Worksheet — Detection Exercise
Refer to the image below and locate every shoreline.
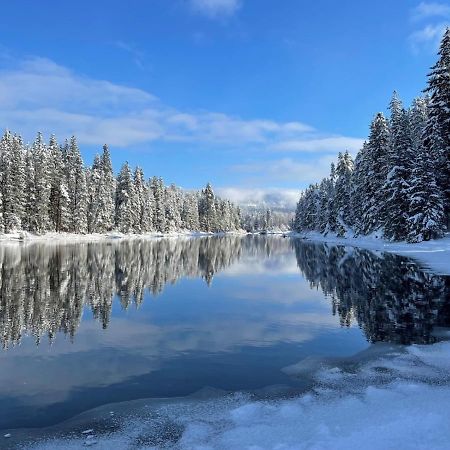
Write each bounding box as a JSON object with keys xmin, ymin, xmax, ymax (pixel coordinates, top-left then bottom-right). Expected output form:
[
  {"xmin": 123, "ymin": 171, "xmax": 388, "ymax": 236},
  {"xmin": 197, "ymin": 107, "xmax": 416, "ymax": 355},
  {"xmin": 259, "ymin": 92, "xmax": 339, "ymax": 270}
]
[
  {"xmin": 0, "ymin": 230, "xmax": 248, "ymax": 244},
  {"xmin": 1, "ymin": 229, "xmax": 449, "ymax": 275},
  {"xmin": 288, "ymin": 231, "xmax": 450, "ymax": 275}
]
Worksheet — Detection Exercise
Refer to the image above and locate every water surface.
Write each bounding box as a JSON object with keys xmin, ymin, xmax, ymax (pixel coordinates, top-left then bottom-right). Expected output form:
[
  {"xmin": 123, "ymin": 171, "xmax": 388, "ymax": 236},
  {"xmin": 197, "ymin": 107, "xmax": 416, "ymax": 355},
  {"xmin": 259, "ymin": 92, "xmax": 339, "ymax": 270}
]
[{"xmin": 0, "ymin": 235, "xmax": 448, "ymax": 431}]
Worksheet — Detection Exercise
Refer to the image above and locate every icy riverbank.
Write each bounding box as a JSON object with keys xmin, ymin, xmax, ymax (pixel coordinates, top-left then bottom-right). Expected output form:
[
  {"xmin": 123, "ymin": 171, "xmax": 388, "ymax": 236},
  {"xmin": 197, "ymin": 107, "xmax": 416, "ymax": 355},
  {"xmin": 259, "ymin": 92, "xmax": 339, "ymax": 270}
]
[
  {"xmin": 0, "ymin": 230, "xmax": 247, "ymax": 244},
  {"xmin": 291, "ymin": 231, "xmax": 450, "ymax": 275},
  {"xmin": 10, "ymin": 335, "xmax": 450, "ymax": 450}
]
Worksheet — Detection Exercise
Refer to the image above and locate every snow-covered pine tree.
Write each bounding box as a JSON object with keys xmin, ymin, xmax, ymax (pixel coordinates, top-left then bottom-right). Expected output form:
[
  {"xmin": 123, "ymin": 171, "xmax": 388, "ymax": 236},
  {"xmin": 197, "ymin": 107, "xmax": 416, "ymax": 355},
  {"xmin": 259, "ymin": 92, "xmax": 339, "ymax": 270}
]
[
  {"xmin": 199, "ymin": 183, "xmax": 217, "ymax": 232},
  {"xmin": 86, "ymin": 154, "xmax": 102, "ymax": 233},
  {"xmin": 294, "ymin": 197, "xmax": 304, "ymax": 231},
  {"xmin": 133, "ymin": 167, "xmax": 151, "ymax": 233},
  {"xmin": 383, "ymin": 92, "xmax": 412, "ymax": 241},
  {"xmin": 182, "ymin": 192, "xmax": 200, "ymax": 231},
  {"xmin": 407, "ymin": 97, "xmax": 446, "ymax": 241},
  {"xmin": 48, "ymin": 135, "xmax": 70, "ymax": 232},
  {"xmin": 407, "ymin": 142, "xmax": 446, "ymax": 242},
  {"xmin": 115, "ymin": 162, "xmax": 136, "ymax": 233},
  {"xmin": 22, "ymin": 147, "xmax": 37, "ymax": 232},
  {"xmin": 150, "ymin": 176, "xmax": 166, "ymax": 233},
  {"xmin": 324, "ymin": 163, "xmax": 337, "ymax": 234},
  {"xmin": 297, "ymin": 184, "xmax": 320, "ymax": 231},
  {"xmin": 351, "ymin": 144, "xmax": 369, "ymax": 236},
  {"xmin": 0, "ymin": 132, "xmax": 25, "ymax": 232},
  {"xmin": 97, "ymin": 145, "xmax": 116, "ymax": 232},
  {"xmin": 65, "ymin": 136, "xmax": 88, "ymax": 233},
  {"xmin": 232, "ymin": 205, "xmax": 241, "ymax": 230},
  {"xmin": 164, "ymin": 184, "xmax": 182, "ymax": 232},
  {"xmin": 31, "ymin": 132, "xmax": 51, "ymax": 233},
  {"xmin": 316, "ymin": 178, "xmax": 330, "ymax": 233},
  {"xmin": 143, "ymin": 180, "xmax": 155, "ymax": 233},
  {"xmin": 334, "ymin": 151, "xmax": 354, "ymax": 236},
  {"xmin": 423, "ymin": 27, "xmax": 450, "ymax": 230},
  {"xmin": 360, "ymin": 113, "xmax": 391, "ymax": 235}
]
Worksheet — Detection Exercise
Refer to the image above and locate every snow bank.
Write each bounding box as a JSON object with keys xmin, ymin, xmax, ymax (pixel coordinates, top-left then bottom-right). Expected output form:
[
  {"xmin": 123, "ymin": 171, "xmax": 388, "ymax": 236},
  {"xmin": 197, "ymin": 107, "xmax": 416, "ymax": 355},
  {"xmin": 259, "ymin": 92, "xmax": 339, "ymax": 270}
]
[
  {"xmin": 0, "ymin": 230, "xmax": 247, "ymax": 244},
  {"xmin": 19, "ymin": 338, "xmax": 450, "ymax": 450},
  {"xmin": 293, "ymin": 231, "xmax": 450, "ymax": 275}
]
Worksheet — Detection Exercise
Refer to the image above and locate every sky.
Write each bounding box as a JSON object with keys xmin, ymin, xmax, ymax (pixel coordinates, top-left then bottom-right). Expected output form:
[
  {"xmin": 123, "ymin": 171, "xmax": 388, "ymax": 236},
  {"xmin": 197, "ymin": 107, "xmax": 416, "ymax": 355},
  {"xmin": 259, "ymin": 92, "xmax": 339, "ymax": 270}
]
[{"xmin": 0, "ymin": 0, "xmax": 448, "ymax": 208}]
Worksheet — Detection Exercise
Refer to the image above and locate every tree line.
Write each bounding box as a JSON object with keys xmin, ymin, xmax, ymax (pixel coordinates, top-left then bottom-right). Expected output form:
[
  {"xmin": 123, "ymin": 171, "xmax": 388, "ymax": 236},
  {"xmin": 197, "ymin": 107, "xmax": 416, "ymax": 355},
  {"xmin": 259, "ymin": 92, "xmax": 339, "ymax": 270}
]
[
  {"xmin": 0, "ymin": 134, "xmax": 241, "ymax": 235},
  {"xmin": 294, "ymin": 28, "xmax": 450, "ymax": 242},
  {"xmin": 240, "ymin": 207, "xmax": 293, "ymax": 232}
]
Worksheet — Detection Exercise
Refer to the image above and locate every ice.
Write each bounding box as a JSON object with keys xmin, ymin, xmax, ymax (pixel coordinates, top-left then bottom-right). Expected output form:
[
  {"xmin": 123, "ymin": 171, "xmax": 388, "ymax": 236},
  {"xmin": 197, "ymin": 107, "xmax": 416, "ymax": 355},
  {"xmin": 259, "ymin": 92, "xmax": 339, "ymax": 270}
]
[{"xmin": 23, "ymin": 340, "xmax": 450, "ymax": 450}]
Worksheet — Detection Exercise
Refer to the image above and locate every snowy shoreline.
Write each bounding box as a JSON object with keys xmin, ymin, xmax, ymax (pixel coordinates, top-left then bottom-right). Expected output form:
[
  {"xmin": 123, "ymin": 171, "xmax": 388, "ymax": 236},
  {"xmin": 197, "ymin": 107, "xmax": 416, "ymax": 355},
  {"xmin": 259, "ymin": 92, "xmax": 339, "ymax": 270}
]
[
  {"xmin": 10, "ymin": 335, "xmax": 450, "ymax": 450},
  {"xmin": 2, "ymin": 229, "xmax": 449, "ymax": 275},
  {"xmin": 290, "ymin": 231, "xmax": 450, "ymax": 275},
  {"xmin": 0, "ymin": 230, "xmax": 248, "ymax": 243}
]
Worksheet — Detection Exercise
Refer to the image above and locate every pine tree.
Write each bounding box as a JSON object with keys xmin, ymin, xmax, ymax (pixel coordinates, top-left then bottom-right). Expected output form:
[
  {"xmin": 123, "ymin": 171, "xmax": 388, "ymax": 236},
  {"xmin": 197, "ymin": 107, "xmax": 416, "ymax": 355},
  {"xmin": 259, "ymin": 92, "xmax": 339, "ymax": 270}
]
[
  {"xmin": 65, "ymin": 136, "xmax": 88, "ymax": 233},
  {"xmin": 31, "ymin": 132, "xmax": 51, "ymax": 233},
  {"xmin": 182, "ymin": 193, "xmax": 200, "ymax": 231},
  {"xmin": 0, "ymin": 132, "xmax": 25, "ymax": 232},
  {"xmin": 351, "ymin": 145, "xmax": 369, "ymax": 235},
  {"xmin": 199, "ymin": 183, "xmax": 217, "ymax": 232},
  {"xmin": 383, "ymin": 93, "xmax": 412, "ymax": 241},
  {"xmin": 361, "ymin": 113, "xmax": 391, "ymax": 235},
  {"xmin": 407, "ymin": 97, "xmax": 446, "ymax": 241},
  {"xmin": 22, "ymin": 148, "xmax": 37, "ymax": 232},
  {"xmin": 334, "ymin": 151, "xmax": 354, "ymax": 236},
  {"xmin": 133, "ymin": 167, "xmax": 153, "ymax": 233},
  {"xmin": 97, "ymin": 145, "xmax": 116, "ymax": 232},
  {"xmin": 48, "ymin": 135, "xmax": 69, "ymax": 232},
  {"xmin": 324, "ymin": 163, "xmax": 337, "ymax": 234},
  {"xmin": 423, "ymin": 27, "xmax": 450, "ymax": 229},
  {"xmin": 150, "ymin": 176, "xmax": 166, "ymax": 232},
  {"xmin": 115, "ymin": 162, "xmax": 136, "ymax": 233},
  {"xmin": 164, "ymin": 184, "xmax": 182, "ymax": 232},
  {"xmin": 87, "ymin": 154, "xmax": 101, "ymax": 233},
  {"xmin": 407, "ymin": 145, "xmax": 446, "ymax": 242}
]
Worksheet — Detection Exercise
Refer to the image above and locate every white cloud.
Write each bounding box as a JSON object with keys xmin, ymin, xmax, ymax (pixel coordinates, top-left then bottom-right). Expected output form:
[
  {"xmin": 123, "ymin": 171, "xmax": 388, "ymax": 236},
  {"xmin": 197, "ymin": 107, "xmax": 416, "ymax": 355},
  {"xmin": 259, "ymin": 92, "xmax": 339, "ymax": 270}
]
[
  {"xmin": 216, "ymin": 187, "xmax": 302, "ymax": 209},
  {"xmin": 189, "ymin": 0, "xmax": 241, "ymax": 18},
  {"xmin": 409, "ymin": 3, "xmax": 449, "ymax": 53},
  {"xmin": 115, "ymin": 41, "xmax": 146, "ymax": 69},
  {"xmin": 411, "ymin": 2, "xmax": 450, "ymax": 21},
  {"xmin": 231, "ymin": 155, "xmax": 337, "ymax": 188},
  {"xmin": 409, "ymin": 23, "xmax": 448, "ymax": 52},
  {"xmin": 0, "ymin": 56, "xmax": 363, "ymax": 155},
  {"xmin": 271, "ymin": 136, "xmax": 364, "ymax": 154}
]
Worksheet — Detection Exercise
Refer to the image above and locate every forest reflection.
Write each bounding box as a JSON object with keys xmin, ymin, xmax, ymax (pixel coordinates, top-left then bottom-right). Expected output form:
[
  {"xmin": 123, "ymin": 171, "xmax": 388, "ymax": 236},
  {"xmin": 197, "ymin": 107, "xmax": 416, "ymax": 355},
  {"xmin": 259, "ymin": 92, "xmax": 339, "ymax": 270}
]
[
  {"xmin": 293, "ymin": 241, "xmax": 450, "ymax": 345},
  {"xmin": 0, "ymin": 236, "xmax": 449, "ymax": 349}
]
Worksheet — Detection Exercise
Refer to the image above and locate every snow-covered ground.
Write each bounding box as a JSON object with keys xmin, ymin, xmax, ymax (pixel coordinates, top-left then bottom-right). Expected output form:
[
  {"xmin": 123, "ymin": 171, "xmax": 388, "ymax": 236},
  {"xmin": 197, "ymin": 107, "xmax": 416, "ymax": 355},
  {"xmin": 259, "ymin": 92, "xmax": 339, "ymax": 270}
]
[
  {"xmin": 292, "ymin": 231, "xmax": 450, "ymax": 275},
  {"xmin": 13, "ymin": 334, "xmax": 450, "ymax": 450},
  {"xmin": 0, "ymin": 230, "xmax": 247, "ymax": 244}
]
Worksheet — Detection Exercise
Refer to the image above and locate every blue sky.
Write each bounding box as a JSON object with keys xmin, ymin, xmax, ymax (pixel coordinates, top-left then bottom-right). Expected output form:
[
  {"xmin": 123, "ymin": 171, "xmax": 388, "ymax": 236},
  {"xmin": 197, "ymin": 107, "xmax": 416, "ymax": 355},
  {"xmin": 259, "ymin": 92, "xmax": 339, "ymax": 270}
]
[{"xmin": 0, "ymin": 0, "xmax": 448, "ymax": 207}]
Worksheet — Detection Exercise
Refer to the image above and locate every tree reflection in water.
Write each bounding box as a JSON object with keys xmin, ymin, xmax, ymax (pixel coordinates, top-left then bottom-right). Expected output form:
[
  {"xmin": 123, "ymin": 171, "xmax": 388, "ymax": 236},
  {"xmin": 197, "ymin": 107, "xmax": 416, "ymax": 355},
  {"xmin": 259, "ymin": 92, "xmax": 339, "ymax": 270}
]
[{"xmin": 0, "ymin": 236, "xmax": 448, "ymax": 349}]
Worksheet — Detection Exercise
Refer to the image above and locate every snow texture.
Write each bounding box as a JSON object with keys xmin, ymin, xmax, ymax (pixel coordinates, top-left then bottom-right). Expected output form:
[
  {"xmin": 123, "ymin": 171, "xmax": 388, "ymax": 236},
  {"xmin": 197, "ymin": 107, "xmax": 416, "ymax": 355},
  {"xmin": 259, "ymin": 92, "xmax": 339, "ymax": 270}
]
[{"xmin": 19, "ymin": 337, "xmax": 450, "ymax": 450}]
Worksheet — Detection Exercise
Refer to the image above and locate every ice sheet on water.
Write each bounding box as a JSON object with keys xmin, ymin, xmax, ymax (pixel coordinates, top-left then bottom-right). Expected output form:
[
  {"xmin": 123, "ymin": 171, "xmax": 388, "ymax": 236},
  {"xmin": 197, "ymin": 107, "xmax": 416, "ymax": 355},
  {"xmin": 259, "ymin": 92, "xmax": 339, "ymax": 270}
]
[{"xmin": 21, "ymin": 340, "xmax": 450, "ymax": 450}]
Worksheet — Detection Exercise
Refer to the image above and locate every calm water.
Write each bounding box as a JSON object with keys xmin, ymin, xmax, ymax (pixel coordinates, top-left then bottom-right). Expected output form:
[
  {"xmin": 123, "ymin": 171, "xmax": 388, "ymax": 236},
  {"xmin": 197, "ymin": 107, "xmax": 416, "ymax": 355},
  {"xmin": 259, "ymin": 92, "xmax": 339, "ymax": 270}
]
[{"xmin": 0, "ymin": 235, "xmax": 449, "ymax": 431}]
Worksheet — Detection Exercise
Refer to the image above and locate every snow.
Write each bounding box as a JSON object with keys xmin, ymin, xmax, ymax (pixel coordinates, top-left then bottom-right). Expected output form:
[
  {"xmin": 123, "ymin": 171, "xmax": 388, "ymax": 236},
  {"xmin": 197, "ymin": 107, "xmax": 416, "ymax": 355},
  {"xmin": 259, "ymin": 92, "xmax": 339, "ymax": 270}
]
[
  {"xmin": 291, "ymin": 231, "xmax": 450, "ymax": 275},
  {"xmin": 18, "ymin": 336, "xmax": 450, "ymax": 450},
  {"xmin": 0, "ymin": 230, "xmax": 247, "ymax": 244}
]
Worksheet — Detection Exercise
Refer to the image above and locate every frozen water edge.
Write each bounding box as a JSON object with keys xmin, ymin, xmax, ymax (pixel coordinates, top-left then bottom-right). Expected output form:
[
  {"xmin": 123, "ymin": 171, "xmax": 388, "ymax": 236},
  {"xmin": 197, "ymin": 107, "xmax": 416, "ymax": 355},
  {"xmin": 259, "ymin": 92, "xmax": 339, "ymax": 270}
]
[
  {"xmin": 0, "ymin": 230, "xmax": 247, "ymax": 244},
  {"xmin": 291, "ymin": 231, "xmax": 450, "ymax": 275},
  {"xmin": 12, "ymin": 336, "xmax": 450, "ymax": 450}
]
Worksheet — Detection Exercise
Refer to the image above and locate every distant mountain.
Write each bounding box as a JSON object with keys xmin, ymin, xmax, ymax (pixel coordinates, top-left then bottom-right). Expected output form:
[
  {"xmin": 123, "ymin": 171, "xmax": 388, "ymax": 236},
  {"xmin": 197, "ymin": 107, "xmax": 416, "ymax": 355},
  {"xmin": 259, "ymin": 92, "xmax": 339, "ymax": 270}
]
[{"xmin": 216, "ymin": 188, "xmax": 299, "ymax": 212}]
